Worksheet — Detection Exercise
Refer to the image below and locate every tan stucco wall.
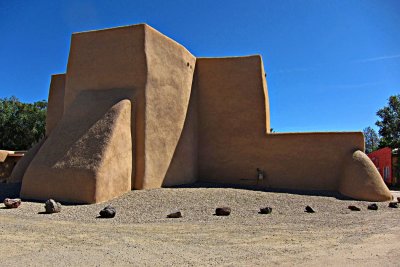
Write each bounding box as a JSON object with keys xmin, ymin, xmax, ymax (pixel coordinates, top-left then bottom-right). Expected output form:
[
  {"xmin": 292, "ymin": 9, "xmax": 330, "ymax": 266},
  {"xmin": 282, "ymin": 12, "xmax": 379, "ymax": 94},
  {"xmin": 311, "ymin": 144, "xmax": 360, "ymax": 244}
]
[
  {"xmin": 63, "ymin": 25, "xmax": 146, "ymax": 189},
  {"xmin": 0, "ymin": 152, "xmax": 24, "ymax": 182},
  {"xmin": 64, "ymin": 25, "xmax": 147, "ymax": 110},
  {"xmin": 18, "ymin": 24, "xmax": 196, "ymax": 202},
  {"xmin": 46, "ymin": 74, "xmax": 66, "ymax": 135},
  {"xmin": 140, "ymin": 26, "xmax": 196, "ymax": 189},
  {"xmin": 0, "ymin": 150, "xmax": 8, "ymax": 162},
  {"xmin": 20, "ymin": 97, "xmax": 132, "ymax": 203},
  {"xmin": 196, "ymin": 56, "xmax": 270, "ymax": 183},
  {"xmin": 7, "ymin": 138, "xmax": 46, "ymax": 183},
  {"xmin": 197, "ymin": 130, "xmax": 366, "ymax": 190},
  {"xmin": 339, "ymin": 150, "xmax": 392, "ymax": 201},
  {"xmin": 163, "ymin": 82, "xmax": 198, "ymax": 187},
  {"xmin": 195, "ymin": 56, "xmax": 391, "ymax": 200},
  {"xmin": 62, "ymin": 24, "xmax": 196, "ymax": 190}
]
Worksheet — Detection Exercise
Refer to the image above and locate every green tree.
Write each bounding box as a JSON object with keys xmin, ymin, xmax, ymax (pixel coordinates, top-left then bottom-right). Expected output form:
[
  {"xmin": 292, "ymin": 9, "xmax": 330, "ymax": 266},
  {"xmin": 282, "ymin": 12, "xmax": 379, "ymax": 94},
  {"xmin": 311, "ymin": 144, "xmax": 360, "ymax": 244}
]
[
  {"xmin": 376, "ymin": 94, "xmax": 400, "ymax": 181},
  {"xmin": 0, "ymin": 96, "xmax": 47, "ymax": 150},
  {"xmin": 363, "ymin": 127, "xmax": 380, "ymax": 153},
  {"xmin": 376, "ymin": 94, "xmax": 400, "ymax": 149}
]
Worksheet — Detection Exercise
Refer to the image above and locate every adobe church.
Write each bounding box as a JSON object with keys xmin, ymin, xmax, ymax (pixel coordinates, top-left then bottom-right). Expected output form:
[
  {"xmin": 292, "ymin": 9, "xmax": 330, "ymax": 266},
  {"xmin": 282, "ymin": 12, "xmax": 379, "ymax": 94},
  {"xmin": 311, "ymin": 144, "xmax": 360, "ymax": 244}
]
[{"xmin": 9, "ymin": 24, "xmax": 392, "ymax": 203}]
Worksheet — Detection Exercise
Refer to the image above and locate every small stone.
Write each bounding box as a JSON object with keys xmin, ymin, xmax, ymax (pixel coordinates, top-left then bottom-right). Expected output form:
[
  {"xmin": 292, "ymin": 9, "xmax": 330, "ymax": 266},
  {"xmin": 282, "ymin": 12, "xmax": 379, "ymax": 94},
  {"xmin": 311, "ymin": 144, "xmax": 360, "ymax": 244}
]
[
  {"xmin": 259, "ymin": 207, "xmax": 272, "ymax": 214},
  {"xmin": 44, "ymin": 199, "xmax": 62, "ymax": 213},
  {"xmin": 305, "ymin": 206, "xmax": 315, "ymax": 213},
  {"xmin": 367, "ymin": 203, "xmax": 378, "ymax": 211},
  {"xmin": 215, "ymin": 207, "xmax": 231, "ymax": 216},
  {"xmin": 348, "ymin": 205, "xmax": 361, "ymax": 211},
  {"xmin": 389, "ymin": 202, "xmax": 398, "ymax": 208},
  {"xmin": 3, "ymin": 198, "xmax": 21, "ymax": 209},
  {"xmin": 99, "ymin": 205, "xmax": 116, "ymax": 218},
  {"xmin": 167, "ymin": 211, "xmax": 182, "ymax": 218}
]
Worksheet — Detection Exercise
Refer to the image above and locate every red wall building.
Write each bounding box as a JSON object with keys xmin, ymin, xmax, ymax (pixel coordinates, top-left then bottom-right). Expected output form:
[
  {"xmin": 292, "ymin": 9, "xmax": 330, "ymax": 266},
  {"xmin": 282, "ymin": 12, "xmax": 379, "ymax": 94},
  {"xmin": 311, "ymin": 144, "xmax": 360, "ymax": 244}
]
[{"xmin": 368, "ymin": 147, "xmax": 396, "ymax": 185}]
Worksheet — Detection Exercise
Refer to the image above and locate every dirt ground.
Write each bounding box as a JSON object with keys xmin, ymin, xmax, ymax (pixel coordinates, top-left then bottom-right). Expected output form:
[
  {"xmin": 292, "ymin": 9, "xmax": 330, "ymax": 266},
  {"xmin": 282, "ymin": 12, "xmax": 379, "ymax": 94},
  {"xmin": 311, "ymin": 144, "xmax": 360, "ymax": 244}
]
[{"xmin": 1, "ymin": 185, "xmax": 400, "ymax": 266}]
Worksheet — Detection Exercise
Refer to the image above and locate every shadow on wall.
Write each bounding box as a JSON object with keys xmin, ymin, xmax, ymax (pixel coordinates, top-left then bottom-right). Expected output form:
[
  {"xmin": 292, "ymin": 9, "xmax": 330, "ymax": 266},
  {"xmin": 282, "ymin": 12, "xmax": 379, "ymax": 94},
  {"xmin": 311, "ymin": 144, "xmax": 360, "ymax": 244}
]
[
  {"xmin": 19, "ymin": 89, "xmax": 133, "ymax": 204},
  {"xmin": 162, "ymin": 75, "xmax": 198, "ymax": 187},
  {"xmin": 0, "ymin": 183, "xmax": 21, "ymax": 200},
  {"xmin": 40, "ymin": 88, "xmax": 134, "ymax": 168}
]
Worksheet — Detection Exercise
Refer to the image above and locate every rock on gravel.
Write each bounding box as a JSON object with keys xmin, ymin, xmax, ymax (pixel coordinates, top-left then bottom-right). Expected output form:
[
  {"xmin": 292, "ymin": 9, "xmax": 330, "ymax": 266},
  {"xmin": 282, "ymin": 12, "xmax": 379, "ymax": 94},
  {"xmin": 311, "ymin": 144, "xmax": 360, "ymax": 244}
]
[
  {"xmin": 368, "ymin": 204, "xmax": 378, "ymax": 211},
  {"xmin": 167, "ymin": 211, "xmax": 182, "ymax": 218},
  {"xmin": 348, "ymin": 205, "xmax": 361, "ymax": 211},
  {"xmin": 1, "ymin": 186, "xmax": 396, "ymax": 225},
  {"xmin": 215, "ymin": 207, "xmax": 231, "ymax": 216},
  {"xmin": 4, "ymin": 198, "xmax": 21, "ymax": 208},
  {"xmin": 99, "ymin": 205, "xmax": 116, "ymax": 218},
  {"xmin": 44, "ymin": 199, "xmax": 62, "ymax": 213},
  {"xmin": 259, "ymin": 207, "xmax": 272, "ymax": 214},
  {"xmin": 389, "ymin": 202, "xmax": 398, "ymax": 208},
  {"xmin": 305, "ymin": 206, "xmax": 315, "ymax": 213}
]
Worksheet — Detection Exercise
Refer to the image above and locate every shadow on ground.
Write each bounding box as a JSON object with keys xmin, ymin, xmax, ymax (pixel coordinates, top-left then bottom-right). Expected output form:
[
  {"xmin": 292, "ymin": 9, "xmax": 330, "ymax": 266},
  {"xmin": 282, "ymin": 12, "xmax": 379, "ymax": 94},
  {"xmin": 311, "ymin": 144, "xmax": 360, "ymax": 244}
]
[
  {"xmin": 167, "ymin": 182, "xmax": 355, "ymax": 201},
  {"xmin": 1, "ymin": 181, "xmax": 356, "ymax": 204},
  {"xmin": 0, "ymin": 183, "xmax": 92, "ymax": 206}
]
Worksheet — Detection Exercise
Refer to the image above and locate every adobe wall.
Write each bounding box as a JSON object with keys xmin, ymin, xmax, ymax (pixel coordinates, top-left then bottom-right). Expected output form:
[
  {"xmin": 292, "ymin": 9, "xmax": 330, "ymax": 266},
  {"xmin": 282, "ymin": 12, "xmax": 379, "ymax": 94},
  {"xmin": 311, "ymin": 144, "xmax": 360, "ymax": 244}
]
[
  {"xmin": 10, "ymin": 74, "xmax": 65, "ymax": 183},
  {"xmin": 7, "ymin": 138, "xmax": 46, "ymax": 183},
  {"xmin": 196, "ymin": 56, "xmax": 268, "ymax": 184},
  {"xmin": 64, "ymin": 25, "xmax": 147, "ymax": 110},
  {"xmin": 194, "ymin": 56, "xmax": 384, "ymax": 193},
  {"xmin": 0, "ymin": 152, "xmax": 24, "ymax": 182},
  {"xmin": 339, "ymin": 150, "xmax": 392, "ymax": 201},
  {"xmin": 63, "ymin": 25, "xmax": 146, "ymax": 189},
  {"xmin": 46, "ymin": 74, "xmax": 66, "ymax": 135},
  {"xmin": 18, "ymin": 24, "xmax": 196, "ymax": 203},
  {"xmin": 62, "ymin": 24, "xmax": 196, "ymax": 189},
  {"xmin": 21, "ymin": 97, "xmax": 132, "ymax": 203},
  {"xmin": 163, "ymin": 83, "xmax": 198, "ymax": 186},
  {"xmin": 0, "ymin": 150, "xmax": 7, "ymax": 162},
  {"xmin": 141, "ymin": 26, "xmax": 196, "ymax": 188}
]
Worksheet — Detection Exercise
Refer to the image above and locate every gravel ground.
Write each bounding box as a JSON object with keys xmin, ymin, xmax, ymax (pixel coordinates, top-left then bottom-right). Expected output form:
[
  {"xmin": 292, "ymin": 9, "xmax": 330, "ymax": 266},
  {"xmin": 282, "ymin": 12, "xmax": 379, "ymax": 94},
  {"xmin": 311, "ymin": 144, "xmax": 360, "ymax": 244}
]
[{"xmin": 1, "ymin": 185, "xmax": 400, "ymax": 266}]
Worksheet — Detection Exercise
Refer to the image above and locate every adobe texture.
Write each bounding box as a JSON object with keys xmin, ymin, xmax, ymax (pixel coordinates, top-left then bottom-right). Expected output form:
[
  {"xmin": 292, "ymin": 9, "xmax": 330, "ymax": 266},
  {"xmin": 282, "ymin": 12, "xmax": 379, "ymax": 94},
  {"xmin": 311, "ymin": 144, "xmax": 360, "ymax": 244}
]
[
  {"xmin": 20, "ymin": 95, "xmax": 132, "ymax": 203},
  {"xmin": 13, "ymin": 24, "xmax": 392, "ymax": 203},
  {"xmin": 9, "ymin": 74, "xmax": 65, "ymax": 184},
  {"xmin": 0, "ymin": 151, "xmax": 24, "ymax": 182},
  {"xmin": 46, "ymin": 74, "xmax": 66, "ymax": 135}
]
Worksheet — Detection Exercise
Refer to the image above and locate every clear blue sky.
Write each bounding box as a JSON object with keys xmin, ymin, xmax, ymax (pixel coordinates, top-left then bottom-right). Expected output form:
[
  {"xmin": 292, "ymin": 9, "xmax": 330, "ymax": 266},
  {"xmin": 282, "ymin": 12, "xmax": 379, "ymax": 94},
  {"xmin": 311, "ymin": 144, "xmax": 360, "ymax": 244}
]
[{"xmin": 0, "ymin": 0, "xmax": 399, "ymax": 132}]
